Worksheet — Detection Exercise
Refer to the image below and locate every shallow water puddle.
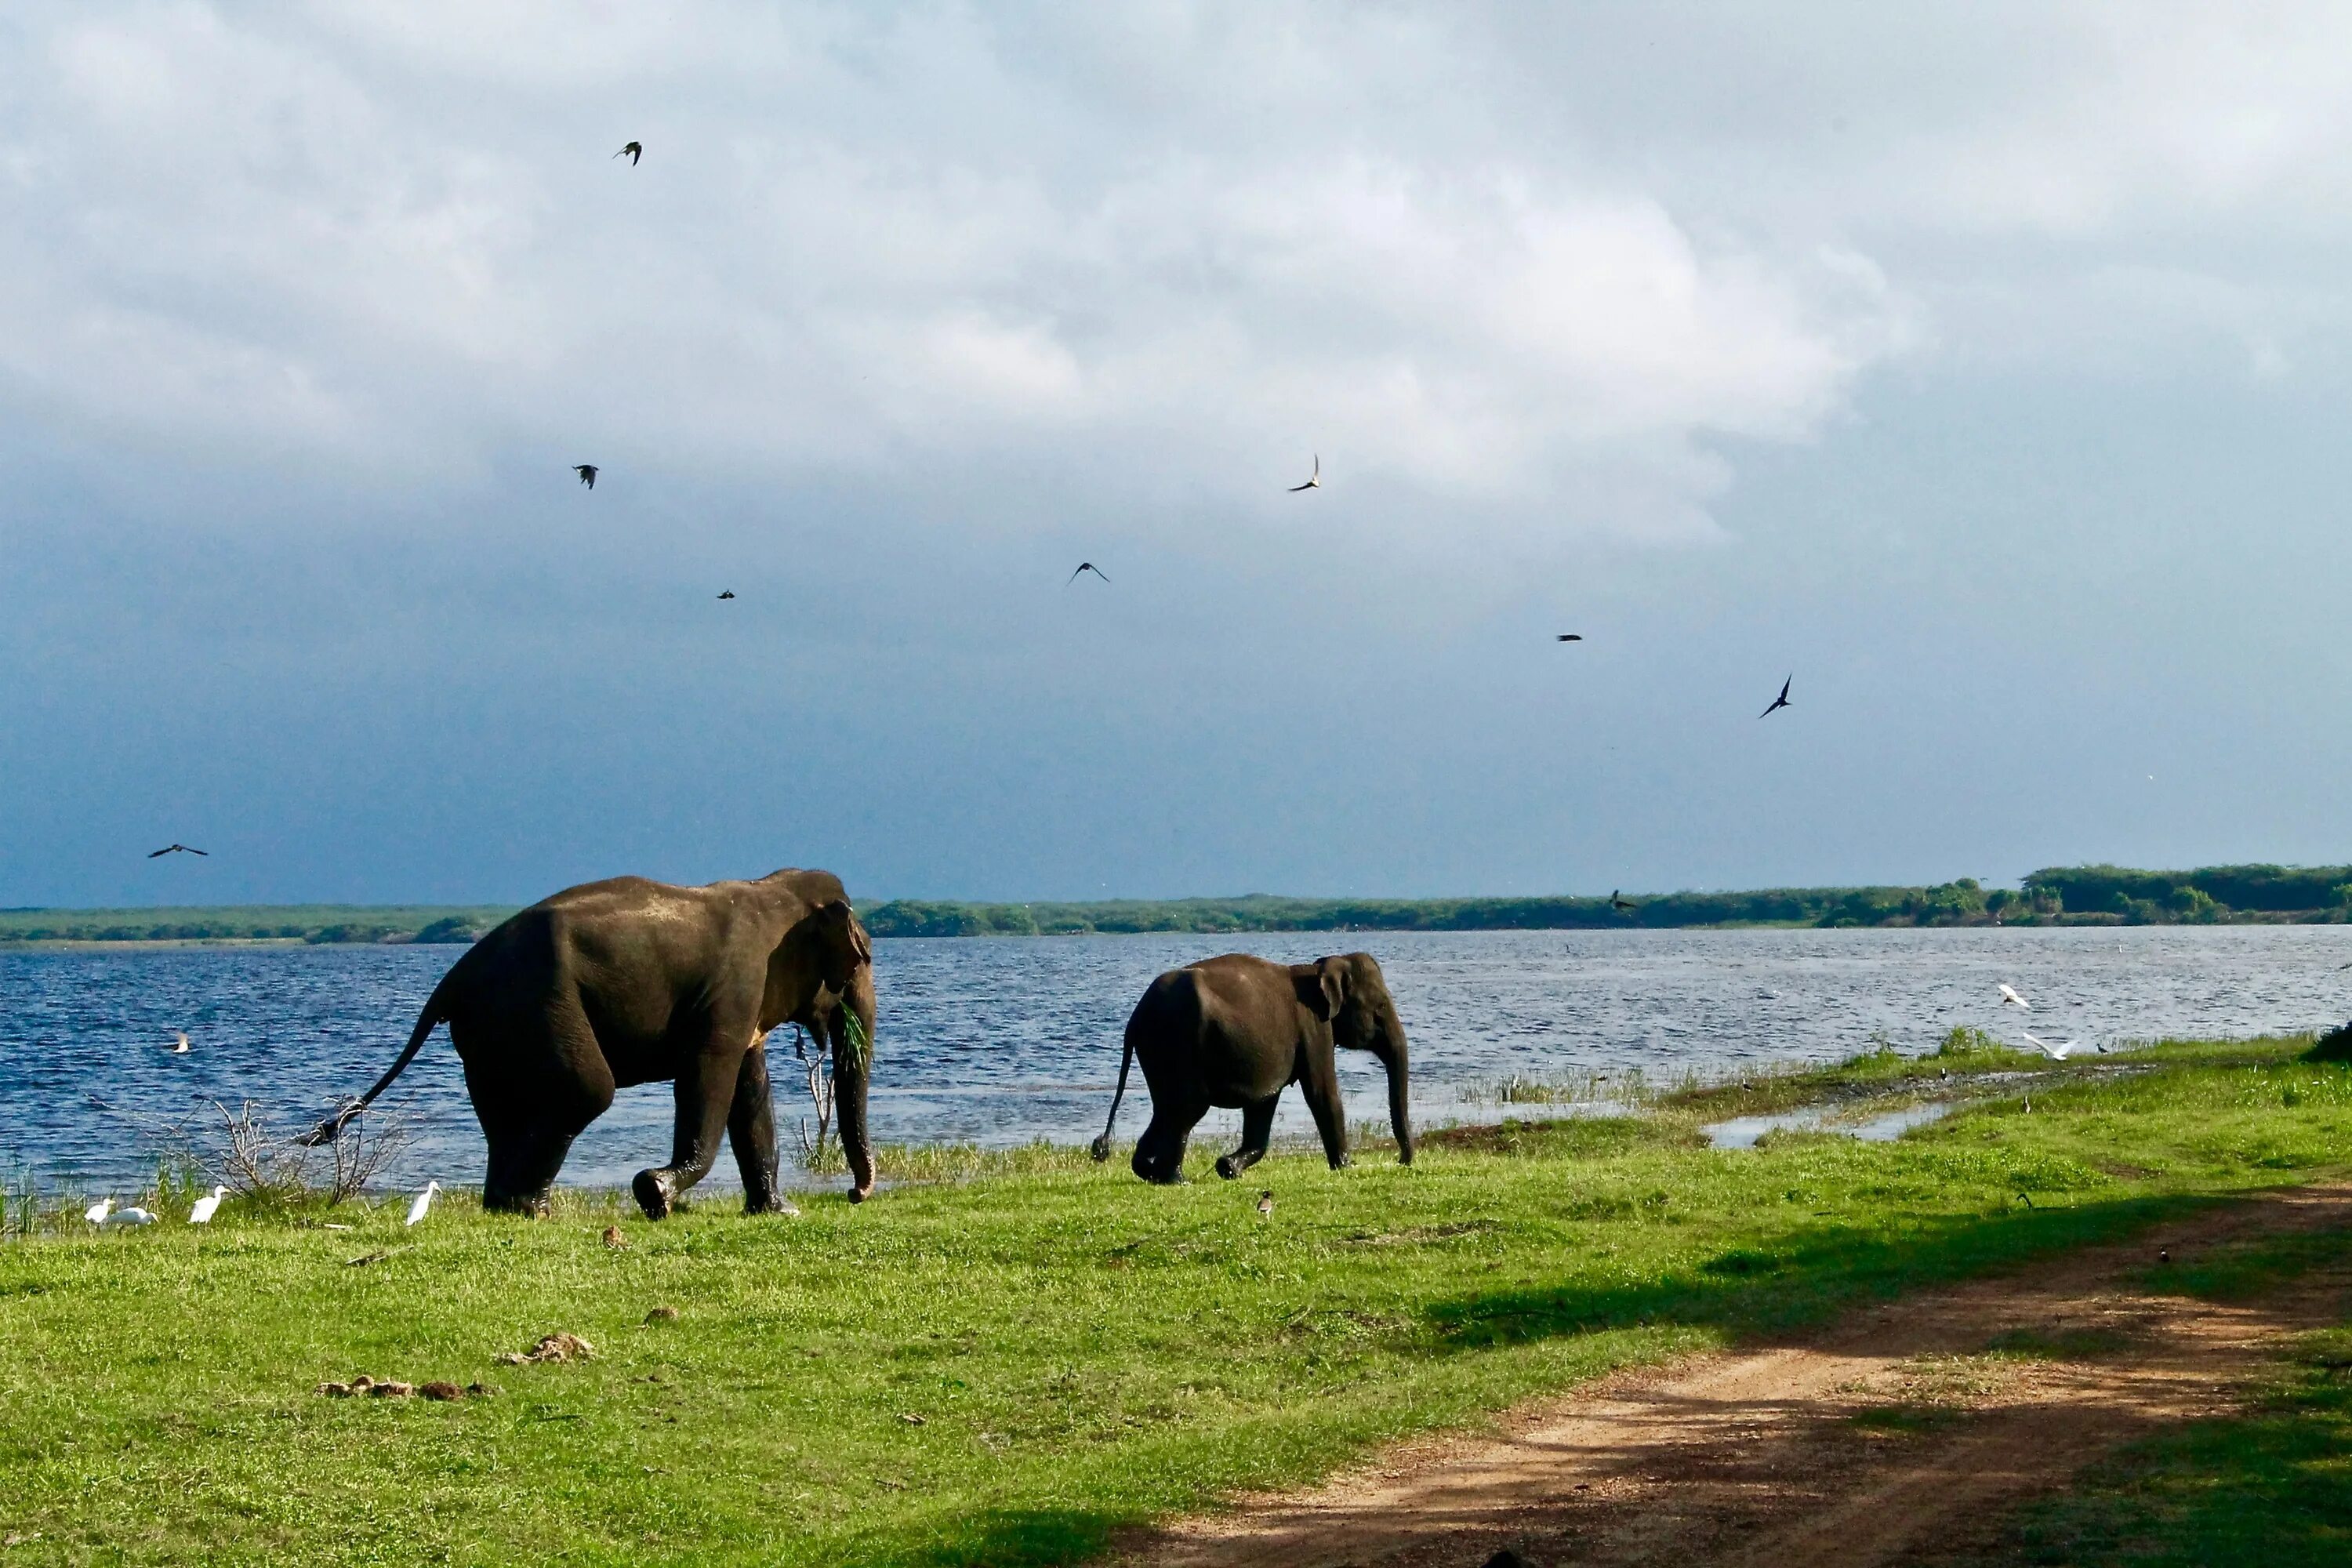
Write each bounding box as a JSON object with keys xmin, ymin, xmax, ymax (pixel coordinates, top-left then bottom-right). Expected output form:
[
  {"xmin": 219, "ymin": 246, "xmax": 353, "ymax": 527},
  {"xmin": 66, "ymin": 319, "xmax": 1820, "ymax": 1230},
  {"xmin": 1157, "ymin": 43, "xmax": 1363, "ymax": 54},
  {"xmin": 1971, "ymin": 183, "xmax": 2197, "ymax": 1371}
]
[{"xmin": 1703, "ymin": 1100, "xmax": 1958, "ymax": 1150}]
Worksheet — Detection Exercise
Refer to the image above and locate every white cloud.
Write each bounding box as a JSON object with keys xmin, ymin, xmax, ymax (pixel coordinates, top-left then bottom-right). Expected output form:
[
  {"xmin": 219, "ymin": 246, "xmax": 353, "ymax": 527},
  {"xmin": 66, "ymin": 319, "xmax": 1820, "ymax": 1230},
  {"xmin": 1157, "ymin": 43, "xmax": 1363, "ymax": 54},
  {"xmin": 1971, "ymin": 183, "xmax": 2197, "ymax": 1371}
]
[{"xmin": 21, "ymin": 4, "xmax": 2352, "ymax": 543}]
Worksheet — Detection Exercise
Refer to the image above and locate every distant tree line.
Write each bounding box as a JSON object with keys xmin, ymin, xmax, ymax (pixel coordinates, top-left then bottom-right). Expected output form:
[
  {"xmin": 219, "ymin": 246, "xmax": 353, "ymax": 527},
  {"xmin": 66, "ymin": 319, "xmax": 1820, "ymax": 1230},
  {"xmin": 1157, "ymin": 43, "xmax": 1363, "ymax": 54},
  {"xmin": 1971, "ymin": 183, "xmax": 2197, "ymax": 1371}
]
[{"xmin": 5, "ymin": 865, "xmax": 2350, "ymax": 945}]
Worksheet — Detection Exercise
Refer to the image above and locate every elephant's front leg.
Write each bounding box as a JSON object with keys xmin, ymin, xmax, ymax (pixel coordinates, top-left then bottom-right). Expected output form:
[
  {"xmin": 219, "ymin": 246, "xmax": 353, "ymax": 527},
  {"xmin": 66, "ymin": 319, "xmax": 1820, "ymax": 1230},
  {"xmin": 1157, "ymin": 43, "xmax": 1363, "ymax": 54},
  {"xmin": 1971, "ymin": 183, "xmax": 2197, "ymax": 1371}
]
[
  {"xmin": 1299, "ymin": 1047, "xmax": 1352, "ymax": 1171},
  {"xmin": 728, "ymin": 1033, "xmax": 787, "ymax": 1214},
  {"xmin": 634, "ymin": 1037, "xmax": 746, "ymax": 1221},
  {"xmin": 1214, "ymin": 1096, "xmax": 1279, "ymax": 1180}
]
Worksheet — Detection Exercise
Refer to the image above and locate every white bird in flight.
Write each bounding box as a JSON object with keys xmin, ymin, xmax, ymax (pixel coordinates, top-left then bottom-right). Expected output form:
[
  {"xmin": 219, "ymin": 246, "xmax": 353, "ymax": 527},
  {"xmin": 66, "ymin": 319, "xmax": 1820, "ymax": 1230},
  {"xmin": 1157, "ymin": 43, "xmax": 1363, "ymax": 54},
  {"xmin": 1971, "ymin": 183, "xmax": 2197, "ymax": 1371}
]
[
  {"xmin": 1289, "ymin": 454, "xmax": 1321, "ymax": 492},
  {"xmin": 170, "ymin": 1031, "xmax": 191, "ymax": 1054},
  {"xmin": 102, "ymin": 1207, "xmax": 158, "ymax": 1226},
  {"xmin": 187, "ymin": 1185, "xmax": 227, "ymax": 1224},
  {"xmin": 83, "ymin": 1197, "xmax": 113, "ymax": 1225},
  {"xmin": 2022, "ymin": 1032, "xmax": 2100, "ymax": 1061},
  {"xmin": 405, "ymin": 1181, "xmax": 441, "ymax": 1228},
  {"xmin": 1998, "ymin": 983, "xmax": 2031, "ymax": 1011}
]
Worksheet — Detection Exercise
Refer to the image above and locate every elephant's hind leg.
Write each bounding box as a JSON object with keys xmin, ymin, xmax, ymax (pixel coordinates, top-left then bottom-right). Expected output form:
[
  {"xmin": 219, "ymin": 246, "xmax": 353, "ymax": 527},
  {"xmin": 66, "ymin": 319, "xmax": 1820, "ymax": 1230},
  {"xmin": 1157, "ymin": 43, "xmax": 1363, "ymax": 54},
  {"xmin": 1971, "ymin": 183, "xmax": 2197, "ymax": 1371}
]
[
  {"xmin": 1131, "ymin": 1088, "xmax": 1207, "ymax": 1185},
  {"xmin": 462, "ymin": 1011, "xmax": 614, "ymax": 1218},
  {"xmin": 1214, "ymin": 1096, "xmax": 1279, "ymax": 1180}
]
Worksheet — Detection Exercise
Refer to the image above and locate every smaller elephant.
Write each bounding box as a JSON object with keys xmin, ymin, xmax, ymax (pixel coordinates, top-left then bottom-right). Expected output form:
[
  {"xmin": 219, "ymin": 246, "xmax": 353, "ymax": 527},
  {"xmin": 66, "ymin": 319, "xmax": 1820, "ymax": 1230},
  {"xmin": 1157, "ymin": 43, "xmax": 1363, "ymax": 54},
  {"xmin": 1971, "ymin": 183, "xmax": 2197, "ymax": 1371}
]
[{"xmin": 1091, "ymin": 951, "xmax": 1414, "ymax": 1183}]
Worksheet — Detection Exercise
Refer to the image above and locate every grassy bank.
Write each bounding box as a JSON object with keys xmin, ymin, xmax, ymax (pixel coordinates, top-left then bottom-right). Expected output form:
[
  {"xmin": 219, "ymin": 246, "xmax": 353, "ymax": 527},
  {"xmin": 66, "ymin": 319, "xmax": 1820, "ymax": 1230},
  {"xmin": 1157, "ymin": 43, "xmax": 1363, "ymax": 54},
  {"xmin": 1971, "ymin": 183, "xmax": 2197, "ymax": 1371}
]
[{"xmin": 1, "ymin": 1038, "xmax": 2347, "ymax": 1564}]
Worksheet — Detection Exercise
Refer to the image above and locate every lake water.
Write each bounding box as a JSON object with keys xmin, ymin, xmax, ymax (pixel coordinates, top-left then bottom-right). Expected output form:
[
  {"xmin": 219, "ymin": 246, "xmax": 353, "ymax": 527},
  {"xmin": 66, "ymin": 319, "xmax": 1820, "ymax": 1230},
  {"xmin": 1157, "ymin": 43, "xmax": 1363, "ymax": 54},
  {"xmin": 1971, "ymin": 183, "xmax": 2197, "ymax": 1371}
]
[{"xmin": 5, "ymin": 925, "xmax": 2350, "ymax": 1194}]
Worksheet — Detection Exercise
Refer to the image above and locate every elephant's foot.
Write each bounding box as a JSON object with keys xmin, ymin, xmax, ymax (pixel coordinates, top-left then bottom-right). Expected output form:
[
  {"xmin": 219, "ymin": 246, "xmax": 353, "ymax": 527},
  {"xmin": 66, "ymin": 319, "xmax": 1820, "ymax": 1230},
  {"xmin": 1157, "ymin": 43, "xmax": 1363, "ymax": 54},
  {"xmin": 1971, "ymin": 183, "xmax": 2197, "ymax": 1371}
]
[
  {"xmin": 481, "ymin": 1189, "xmax": 552, "ymax": 1218},
  {"xmin": 743, "ymin": 1192, "xmax": 801, "ymax": 1217},
  {"xmin": 632, "ymin": 1169, "xmax": 677, "ymax": 1221},
  {"xmin": 847, "ymin": 1182, "xmax": 873, "ymax": 1203},
  {"xmin": 1214, "ymin": 1153, "xmax": 1259, "ymax": 1180}
]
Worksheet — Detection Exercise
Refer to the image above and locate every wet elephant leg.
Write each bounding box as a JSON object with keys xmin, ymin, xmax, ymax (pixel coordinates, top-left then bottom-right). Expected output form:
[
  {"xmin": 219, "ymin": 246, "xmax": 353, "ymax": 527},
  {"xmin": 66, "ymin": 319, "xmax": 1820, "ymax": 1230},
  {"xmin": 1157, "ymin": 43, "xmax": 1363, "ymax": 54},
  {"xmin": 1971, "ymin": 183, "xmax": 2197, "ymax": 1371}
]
[
  {"xmin": 1215, "ymin": 1095, "xmax": 1279, "ymax": 1180},
  {"xmin": 463, "ymin": 1009, "xmax": 614, "ymax": 1217},
  {"xmin": 635, "ymin": 1036, "xmax": 746, "ymax": 1220},
  {"xmin": 1299, "ymin": 1047, "xmax": 1352, "ymax": 1171},
  {"xmin": 1131, "ymin": 1086, "xmax": 1207, "ymax": 1184},
  {"xmin": 728, "ymin": 1035, "xmax": 786, "ymax": 1214}
]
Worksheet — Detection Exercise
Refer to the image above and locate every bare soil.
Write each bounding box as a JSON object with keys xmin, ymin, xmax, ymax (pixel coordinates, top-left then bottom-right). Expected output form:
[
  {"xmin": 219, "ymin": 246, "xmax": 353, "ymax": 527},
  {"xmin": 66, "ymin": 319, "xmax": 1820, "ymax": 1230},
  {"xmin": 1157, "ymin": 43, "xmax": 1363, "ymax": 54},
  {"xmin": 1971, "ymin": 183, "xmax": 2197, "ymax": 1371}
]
[{"xmin": 1112, "ymin": 1183, "xmax": 2352, "ymax": 1568}]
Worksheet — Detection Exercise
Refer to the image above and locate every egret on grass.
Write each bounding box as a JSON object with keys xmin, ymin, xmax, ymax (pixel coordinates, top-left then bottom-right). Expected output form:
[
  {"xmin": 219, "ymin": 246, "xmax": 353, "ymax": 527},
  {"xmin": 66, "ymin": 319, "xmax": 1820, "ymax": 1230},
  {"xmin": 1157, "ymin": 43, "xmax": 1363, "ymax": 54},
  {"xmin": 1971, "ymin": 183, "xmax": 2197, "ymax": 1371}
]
[
  {"xmin": 405, "ymin": 1181, "xmax": 441, "ymax": 1227},
  {"xmin": 187, "ymin": 1186, "xmax": 228, "ymax": 1224},
  {"xmin": 2022, "ymin": 1033, "xmax": 2101, "ymax": 1061},
  {"xmin": 83, "ymin": 1197, "xmax": 112, "ymax": 1225},
  {"xmin": 103, "ymin": 1207, "xmax": 157, "ymax": 1226}
]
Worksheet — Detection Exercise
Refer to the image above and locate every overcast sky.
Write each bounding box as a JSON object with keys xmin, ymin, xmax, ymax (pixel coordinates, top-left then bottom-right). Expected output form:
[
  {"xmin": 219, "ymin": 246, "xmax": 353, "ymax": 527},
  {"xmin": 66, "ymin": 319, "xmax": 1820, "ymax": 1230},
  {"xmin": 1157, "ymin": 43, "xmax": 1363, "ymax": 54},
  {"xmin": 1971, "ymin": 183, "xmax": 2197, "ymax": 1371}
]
[{"xmin": 7, "ymin": 2, "xmax": 2352, "ymax": 907}]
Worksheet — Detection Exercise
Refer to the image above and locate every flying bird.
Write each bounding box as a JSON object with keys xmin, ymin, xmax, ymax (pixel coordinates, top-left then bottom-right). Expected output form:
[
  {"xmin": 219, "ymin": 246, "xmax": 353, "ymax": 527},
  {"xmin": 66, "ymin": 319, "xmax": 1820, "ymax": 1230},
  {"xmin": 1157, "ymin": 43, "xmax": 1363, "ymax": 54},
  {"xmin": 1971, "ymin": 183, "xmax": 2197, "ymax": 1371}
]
[
  {"xmin": 187, "ymin": 1185, "xmax": 227, "ymax": 1225},
  {"xmin": 2021, "ymin": 1032, "xmax": 2100, "ymax": 1061},
  {"xmin": 1610, "ymin": 890, "xmax": 1636, "ymax": 912},
  {"xmin": 1556, "ymin": 634, "xmax": 1584, "ymax": 642},
  {"xmin": 574, "ymin": 464, "xmax": 598, "ymax": 489},
  {"xmin": 615, "ymin": 141, "xmax": 642, "ymax": 165},
  {"xmin": 170, "ymin": 1032, "xmax": 191, "ymax": 1054},
  {"xmin": 148, "ymin": 844, "xmax": 207, "ymax": 858},
  {"xmin": 101, "ymin": 1207, "xmax": 158, "ymax": 1226},
  {"xmin": 1257, "ymin": 1189, "xmax": 1274, "ymax": 1218},
  {"xmin": 1759, "ymin": 676, "xmax": 1792, "ymax": 718},
  {"xmin": 1067, "ymin": 562, "xmax": 1110, "ymax": 585},
  {"xmin": 405, "ymin": 1181, "xmax": 441, "ymax": 1228},
  {"xmin": 1998, "ymin": 983, "xmax": 2031, "ymax": 1011},
  {"xmin": 717, "ymin": 590, "xmax": 735, "ymax": 601},
  {"xmin": 1288, "ymin": 455, "xmax": 1321, "ymax": 492},
  {"xmin": 84, "ymin": 1197, "xmax": 113, "ymax": 1225}
]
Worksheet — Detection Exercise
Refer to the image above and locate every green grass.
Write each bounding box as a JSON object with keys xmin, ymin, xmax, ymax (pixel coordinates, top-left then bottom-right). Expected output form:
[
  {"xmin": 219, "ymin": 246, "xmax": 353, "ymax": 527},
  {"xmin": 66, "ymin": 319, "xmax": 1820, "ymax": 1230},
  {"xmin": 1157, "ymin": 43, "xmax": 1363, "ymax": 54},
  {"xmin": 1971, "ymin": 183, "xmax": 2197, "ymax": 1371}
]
[{"xmin": 1, "ymin": 1038, "xmax": 2347, "ymax": 1565}]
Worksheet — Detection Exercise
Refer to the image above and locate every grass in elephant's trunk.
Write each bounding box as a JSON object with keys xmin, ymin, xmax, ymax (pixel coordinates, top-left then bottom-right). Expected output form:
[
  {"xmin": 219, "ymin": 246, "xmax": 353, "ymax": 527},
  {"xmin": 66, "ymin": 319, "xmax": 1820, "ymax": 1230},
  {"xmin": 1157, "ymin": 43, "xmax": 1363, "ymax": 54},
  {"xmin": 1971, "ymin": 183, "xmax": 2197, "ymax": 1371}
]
[{"xmin": 0, "ymin": 1036, "xmax": 2347, "ymax": 1566}]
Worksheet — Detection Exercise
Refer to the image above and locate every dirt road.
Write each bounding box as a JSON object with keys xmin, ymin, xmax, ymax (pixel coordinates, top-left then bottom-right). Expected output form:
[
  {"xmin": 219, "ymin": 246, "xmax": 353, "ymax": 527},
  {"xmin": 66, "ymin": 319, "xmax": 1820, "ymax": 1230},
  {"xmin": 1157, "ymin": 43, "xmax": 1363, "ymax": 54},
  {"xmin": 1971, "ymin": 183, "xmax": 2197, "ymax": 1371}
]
[{"xmin": 1112, "ymin": 1184, "xmax": 2352, "ymax": 1568}]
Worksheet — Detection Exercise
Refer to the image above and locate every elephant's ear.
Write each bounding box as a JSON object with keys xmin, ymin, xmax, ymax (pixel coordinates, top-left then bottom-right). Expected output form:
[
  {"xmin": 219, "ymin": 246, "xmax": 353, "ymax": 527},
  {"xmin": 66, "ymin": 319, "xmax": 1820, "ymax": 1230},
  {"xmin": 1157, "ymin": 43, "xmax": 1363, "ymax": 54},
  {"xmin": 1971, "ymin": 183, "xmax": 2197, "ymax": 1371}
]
[
  {"xmin": 1293, "ymin": 959, "xmax": 1347, "ymax": 1021},
  {"xmin": 818, "ymin": 899, "xmax": 871, "ymax": 970}
]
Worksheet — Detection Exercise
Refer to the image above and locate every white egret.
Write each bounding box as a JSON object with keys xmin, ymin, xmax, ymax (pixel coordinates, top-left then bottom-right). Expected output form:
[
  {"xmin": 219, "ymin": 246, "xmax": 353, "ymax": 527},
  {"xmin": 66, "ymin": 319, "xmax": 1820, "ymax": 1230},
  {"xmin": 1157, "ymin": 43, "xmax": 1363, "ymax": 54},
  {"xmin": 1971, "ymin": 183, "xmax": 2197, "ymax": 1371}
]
[
  {"xmin": 170, "ymin": 1032, "xmax": 191, "ymax": 1054},
  {"xmin": 102, "ymin": 1207, "xmax": 158, "ymax": 1226},
  {"xmin": 1998, "ymin": 983, "xmax": 2031, "ymax": 1010},
  {"xmin": 83, "ymin": 1197, "xmax": 113, "ymax": 1225},
  {"xmin": 187, "ymin": 1185, "xmax": 227, "ymax": 1224},
  {"xmin": 405, "ymin": 1181, "xmax": 441, "ymax": 1227},
  {"xmin": 2022, "ymin": 1033, "xmax": 2101, "ymax": 1061}
]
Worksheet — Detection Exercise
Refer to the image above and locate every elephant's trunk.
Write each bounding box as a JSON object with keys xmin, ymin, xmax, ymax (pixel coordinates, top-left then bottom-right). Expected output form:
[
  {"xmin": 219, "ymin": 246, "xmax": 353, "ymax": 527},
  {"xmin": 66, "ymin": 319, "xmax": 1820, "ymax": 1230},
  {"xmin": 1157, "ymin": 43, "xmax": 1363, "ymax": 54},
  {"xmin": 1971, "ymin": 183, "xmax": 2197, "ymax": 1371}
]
[
  {"xmin": 1379, "ymin": 1007, "xmax": 1414, "ymax": 1165},
  {"xmin": 833, "ymin": 970, "xmax": 877, "ymax": 1202}
]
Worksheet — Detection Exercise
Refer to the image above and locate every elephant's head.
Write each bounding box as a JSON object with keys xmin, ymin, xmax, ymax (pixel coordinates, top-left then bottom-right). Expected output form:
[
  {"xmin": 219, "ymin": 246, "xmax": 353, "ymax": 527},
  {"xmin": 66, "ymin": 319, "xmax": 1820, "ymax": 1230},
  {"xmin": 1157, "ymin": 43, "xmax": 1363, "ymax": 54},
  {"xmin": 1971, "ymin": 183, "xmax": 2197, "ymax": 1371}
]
[
  {"xmin": 764, "ymin": 897, "xmax": 879, "ymax": 1201},
  {"xmin": 1294, "ymin": 953, "xmax": 1415, "ymax": 1165}
]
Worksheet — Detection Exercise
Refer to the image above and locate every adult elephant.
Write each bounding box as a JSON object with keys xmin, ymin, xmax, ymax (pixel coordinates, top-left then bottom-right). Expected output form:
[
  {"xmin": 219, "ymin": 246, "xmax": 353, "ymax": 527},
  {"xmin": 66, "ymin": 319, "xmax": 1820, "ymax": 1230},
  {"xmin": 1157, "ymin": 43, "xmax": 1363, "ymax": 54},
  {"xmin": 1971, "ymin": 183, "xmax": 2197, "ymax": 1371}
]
[
  {"xmin": 1090, "ymin": 952, "xmax": 1414, "ymax": 1184},
  {"xmin": 303, "ymin": 868, "xmax": 876, "ymax": 1218}
]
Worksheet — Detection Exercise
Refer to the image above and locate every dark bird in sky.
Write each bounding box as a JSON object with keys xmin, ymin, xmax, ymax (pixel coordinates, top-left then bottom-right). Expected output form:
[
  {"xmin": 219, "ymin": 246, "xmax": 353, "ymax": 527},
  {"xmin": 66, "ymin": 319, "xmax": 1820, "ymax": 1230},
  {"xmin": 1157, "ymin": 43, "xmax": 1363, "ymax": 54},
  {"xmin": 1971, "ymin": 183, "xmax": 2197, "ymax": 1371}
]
[
  {"xmin": 1610, "ymin": 890, "xmax": 1636, "ymax": 912},
  {"xmin": 1556, "ymin": 633, "xmax": 1583, "ymax": 642},
  {"xmin": 1288, "ymin": 454, "xmax": 1321, "ymax": 492},
  {"xmin": 1068, "ymin": 562, "xmax": 1110, "ymax": 585},
  {"xmin": 1759, "ymin": 674, "xmax": 1792, "ymax": 718},
  {"xmin": 615, "ymin": 141, "xmax": 642, "ymax": 165},
  {"xmin": 147, "ymin": 844, "xmax": 207, "ymax": 858},
  {"xmin": 574, "ymin": 464, "xmax": 598, "ymax": 488},
  {"xmin": 717, "ymin": 590, "xmax": 735, "ymax": 601}
]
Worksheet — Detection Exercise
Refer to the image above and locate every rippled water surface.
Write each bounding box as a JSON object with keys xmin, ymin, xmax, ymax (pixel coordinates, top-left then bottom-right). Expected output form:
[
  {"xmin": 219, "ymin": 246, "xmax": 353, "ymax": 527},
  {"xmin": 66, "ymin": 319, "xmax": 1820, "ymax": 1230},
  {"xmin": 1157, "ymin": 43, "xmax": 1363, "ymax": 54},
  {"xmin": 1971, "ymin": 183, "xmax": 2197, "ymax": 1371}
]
[{"xmin": 6, "ymin": 925, "xmax": 2349, "ymax": 1192}]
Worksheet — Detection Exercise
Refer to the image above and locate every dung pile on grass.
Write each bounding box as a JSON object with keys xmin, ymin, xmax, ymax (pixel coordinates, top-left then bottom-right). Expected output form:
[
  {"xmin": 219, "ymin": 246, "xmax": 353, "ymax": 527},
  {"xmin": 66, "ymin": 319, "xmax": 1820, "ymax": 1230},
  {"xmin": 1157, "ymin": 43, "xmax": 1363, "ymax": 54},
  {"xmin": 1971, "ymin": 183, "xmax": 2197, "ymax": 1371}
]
[{"xmin": 496, "ymin": 1332, "xmax": 595, "ymax": 1366}]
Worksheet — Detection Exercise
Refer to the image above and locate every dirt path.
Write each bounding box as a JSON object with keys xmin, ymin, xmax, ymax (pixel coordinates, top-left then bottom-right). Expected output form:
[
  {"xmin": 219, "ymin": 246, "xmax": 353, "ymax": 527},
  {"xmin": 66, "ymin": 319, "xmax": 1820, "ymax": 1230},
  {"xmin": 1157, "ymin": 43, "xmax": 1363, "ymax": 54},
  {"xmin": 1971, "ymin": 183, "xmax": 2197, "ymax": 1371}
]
[{"xmin": 1112, "ymin": 1184, "xmax": 2352, "ymax": 1568}]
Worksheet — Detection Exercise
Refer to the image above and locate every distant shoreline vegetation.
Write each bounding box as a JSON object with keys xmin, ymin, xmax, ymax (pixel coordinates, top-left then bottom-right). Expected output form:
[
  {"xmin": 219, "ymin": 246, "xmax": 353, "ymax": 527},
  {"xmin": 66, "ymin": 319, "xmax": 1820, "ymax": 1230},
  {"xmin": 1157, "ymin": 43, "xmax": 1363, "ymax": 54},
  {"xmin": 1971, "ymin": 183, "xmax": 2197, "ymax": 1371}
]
[{"xmin": 6, "ymin": 864, "xmax": 2352, "ymax": 945}]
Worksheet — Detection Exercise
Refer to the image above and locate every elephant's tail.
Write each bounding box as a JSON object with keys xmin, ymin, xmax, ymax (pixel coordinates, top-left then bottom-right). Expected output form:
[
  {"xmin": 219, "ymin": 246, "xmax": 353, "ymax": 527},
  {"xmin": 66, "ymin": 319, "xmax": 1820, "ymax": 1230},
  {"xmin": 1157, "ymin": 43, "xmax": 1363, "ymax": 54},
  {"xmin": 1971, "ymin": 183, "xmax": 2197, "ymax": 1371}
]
[
  {"xmin": 1089, "ymin": 1025, "xmax": 1138, "ymax": 1163},
  {"xmin": 298, "ymin": 984, "xmax": 449, "ymax": 1146}
]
